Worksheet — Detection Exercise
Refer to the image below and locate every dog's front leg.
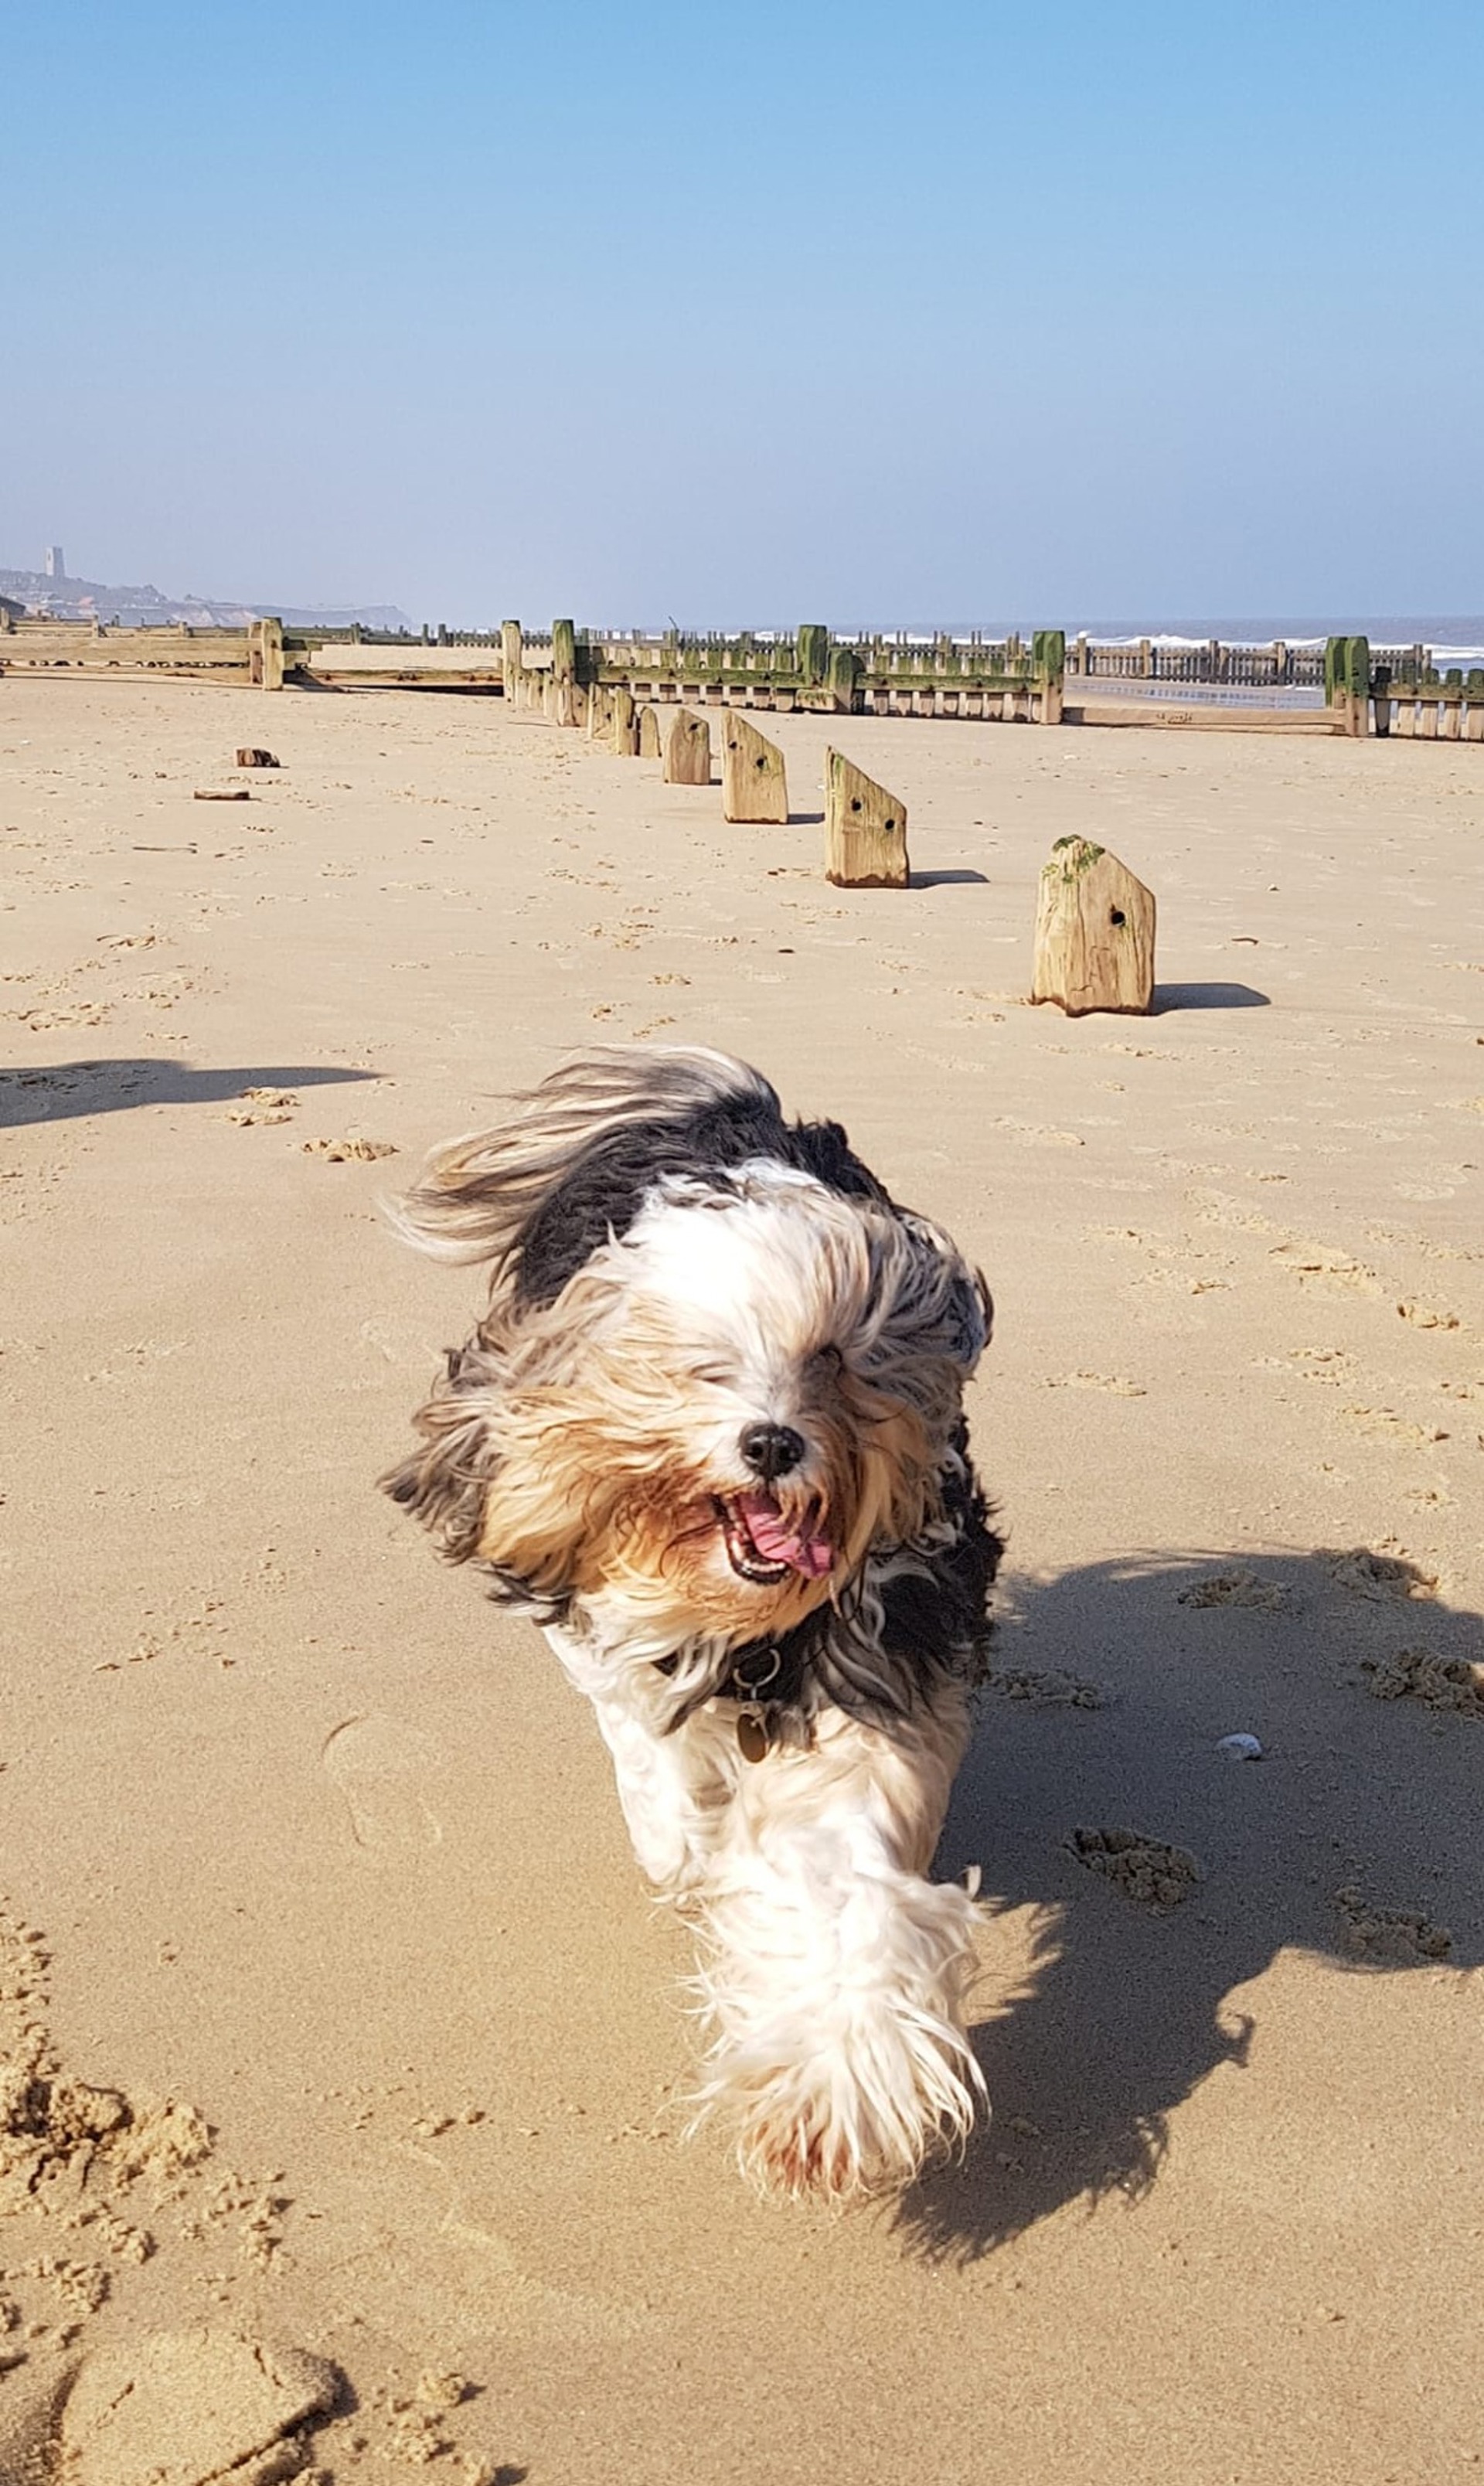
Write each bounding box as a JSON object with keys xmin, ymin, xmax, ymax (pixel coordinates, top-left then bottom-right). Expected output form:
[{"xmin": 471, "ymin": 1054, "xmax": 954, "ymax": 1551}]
[
  {"xmin": 689, "ymin": 1693, "xmax": 985, "ymax": 2198},
  {"xmin": 588, "ymin": 1696, "xmax": 731, "ymax": 1892}
]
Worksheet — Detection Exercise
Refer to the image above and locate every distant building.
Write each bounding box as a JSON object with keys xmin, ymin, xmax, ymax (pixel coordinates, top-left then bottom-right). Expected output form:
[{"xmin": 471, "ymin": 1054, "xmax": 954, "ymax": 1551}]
[
  {"xmin": 0, "ymin": 593, "xmax": 23, "ymax": 624},
  {"xmin": 44, "ymin": 546, "xmax": 65, "ymax": 579}
]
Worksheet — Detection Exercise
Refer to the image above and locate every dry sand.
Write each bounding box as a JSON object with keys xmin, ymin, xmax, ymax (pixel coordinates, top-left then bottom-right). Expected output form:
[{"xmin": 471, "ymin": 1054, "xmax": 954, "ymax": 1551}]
[{"xmin": 1, "ymin": 677, "xmax": 1481, "ymax": 2482}]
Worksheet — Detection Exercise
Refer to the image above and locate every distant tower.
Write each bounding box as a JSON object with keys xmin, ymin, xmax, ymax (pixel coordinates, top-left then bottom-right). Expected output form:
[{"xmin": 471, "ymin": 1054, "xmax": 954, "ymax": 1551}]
[{"xmin": 44, "ymin": 546, "xmax": 65, "ymax": 579}]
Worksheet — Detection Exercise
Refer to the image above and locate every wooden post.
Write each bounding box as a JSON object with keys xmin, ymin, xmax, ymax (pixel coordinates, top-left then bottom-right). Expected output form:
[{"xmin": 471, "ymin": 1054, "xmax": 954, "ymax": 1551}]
[
  {"xmin": 662, "ymin": 708, "xmax": 712, "ymax": 785},
  {"xmin": 550, "ymin": 619, "xmax": 579, "ymax": 724},
  {"xmin": 722, "ymin": 713, "xmax": 788, "ymax": 822},
  {"xmin": 501, "ymin": 619, "xmax": 522, "ymax": 702},
  {"xmin": 1371, "ymin": 665, "xmax": 1392, "ymax": 737},
  {"xmin": 825, "ymin": 644, "xmax": 862, "ymax": 712},
  {"xmin": 798, "ymin": 623, "xmax": 830, "ymax": 687},
  {"xmin": 256, "ymin": 617, "xmax": 284, "ymax": 691},
  {"xmin": 1033, "ymin": 629, "xmax": 1065, "ymax": 725},
  {"xmin": 638, "ymin": 703, "xmax": 663, "ymax": 758},
  {"xmin": 824, "ymin": 748, "xmax": 909, "ymax": 887},
  {"xmin": 586, "ymin": 684, "xmax": 611, "ymax": 739},
  {"xmin": 610, "ymin": 686, "xmax": 638, "ymax": 754},
  {"xmin": 1031, "ymin": 837, "xmax": 1156, "ymax": 1017},
  {"xmin": 1325, "ymin": 635, "xmax": 1370, "ymax": 736}
]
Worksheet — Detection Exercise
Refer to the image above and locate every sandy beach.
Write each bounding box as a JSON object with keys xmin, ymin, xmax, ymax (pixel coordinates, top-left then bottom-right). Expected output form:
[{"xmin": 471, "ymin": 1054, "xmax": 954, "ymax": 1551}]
[{"xmin": 2, "ymin": 677, "xmax": 1482, "ymax": 2483}]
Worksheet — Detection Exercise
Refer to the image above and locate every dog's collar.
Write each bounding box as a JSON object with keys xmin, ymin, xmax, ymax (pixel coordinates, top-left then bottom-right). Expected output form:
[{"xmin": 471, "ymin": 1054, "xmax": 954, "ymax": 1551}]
[{"xmin": 655, "ymin": 1616, "xmax": 820, "ymax": 1759}]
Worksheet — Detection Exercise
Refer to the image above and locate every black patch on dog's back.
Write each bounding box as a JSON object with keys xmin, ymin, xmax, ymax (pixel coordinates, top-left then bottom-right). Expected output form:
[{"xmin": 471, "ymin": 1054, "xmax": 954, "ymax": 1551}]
[{"xmin": 514, "ymin": 1088, "xmax": 893, "ymax": 1307}]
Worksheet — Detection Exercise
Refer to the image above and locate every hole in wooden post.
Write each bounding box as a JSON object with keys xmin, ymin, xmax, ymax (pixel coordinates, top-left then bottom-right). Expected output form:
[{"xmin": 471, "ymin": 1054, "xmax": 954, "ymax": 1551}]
[
  {"xmin": 886, "ymin": 818, "xmax": 896, "ymax": 831},
  {"xmin": 851, "ymin": 797, "xmax": 863, "ymax": 812},
  {"xmin": 755, "ymin": 755, "xmax": 766, "ymax": 771},
  {"xmin": 1110, "ymin": 907, "xmax": 1126, "ymax": 925}
]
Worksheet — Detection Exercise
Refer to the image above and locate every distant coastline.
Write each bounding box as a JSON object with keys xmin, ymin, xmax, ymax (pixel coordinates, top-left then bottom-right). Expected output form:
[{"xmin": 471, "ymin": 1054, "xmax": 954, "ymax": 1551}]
[{"xmin": 0, "ymin": 560, "xmax": 410, "ymax": 635}]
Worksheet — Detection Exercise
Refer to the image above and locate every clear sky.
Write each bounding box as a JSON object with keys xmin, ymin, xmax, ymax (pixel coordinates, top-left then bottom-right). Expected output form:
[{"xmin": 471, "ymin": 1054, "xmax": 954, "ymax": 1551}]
[{"xmin": 7, "ymin": 1, "xmax": 1482, "ymax": 628}]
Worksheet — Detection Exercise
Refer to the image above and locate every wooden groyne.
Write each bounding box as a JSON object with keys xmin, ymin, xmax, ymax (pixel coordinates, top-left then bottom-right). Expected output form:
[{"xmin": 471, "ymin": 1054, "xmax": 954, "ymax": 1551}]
[{"xmin": 5, "ymin": 605, "xmax": 1482, "ymax": 745}]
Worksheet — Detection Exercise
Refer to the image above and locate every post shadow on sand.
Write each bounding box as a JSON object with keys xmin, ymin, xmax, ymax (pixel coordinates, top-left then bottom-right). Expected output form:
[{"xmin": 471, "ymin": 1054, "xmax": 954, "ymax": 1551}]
[
  {"xmin": 897, "ymin": 1544, "xmax": 1483, "ymax": 2264},
  {"xmin": 0, "ymin": 1059, "xmax": 376, "ymax": 1130},
  {"xmin": 1153, "ymin": 980, "xmax": 1269, "ymax": 1010}
]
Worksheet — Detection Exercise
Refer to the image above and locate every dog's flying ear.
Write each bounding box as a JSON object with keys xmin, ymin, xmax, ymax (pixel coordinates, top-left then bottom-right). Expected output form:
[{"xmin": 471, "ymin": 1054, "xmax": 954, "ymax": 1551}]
[
  {"xmin": 384, "ymin": 1044, "xmax": 778, "ymax": 1289},
  {"xmin": 379, "ymin": 1344, "xmax": 495, "ymax": 1562}
]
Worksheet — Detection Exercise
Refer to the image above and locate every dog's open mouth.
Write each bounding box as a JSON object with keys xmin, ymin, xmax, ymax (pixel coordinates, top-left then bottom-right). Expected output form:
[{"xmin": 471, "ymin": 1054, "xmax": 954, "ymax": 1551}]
[{"xmin": 716, "ymin": 1490, "xmax": 835, "ymax": 1585}]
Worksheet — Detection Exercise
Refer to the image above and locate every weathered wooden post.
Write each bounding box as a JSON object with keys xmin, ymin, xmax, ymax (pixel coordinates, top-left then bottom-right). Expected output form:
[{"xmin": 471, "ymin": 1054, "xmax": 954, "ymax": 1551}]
[
  {"xmin": 722, "ymin": 713, "xmax": 788, "ymax": 822},
  {"xmin": 1325, "ymin": 635, "xmax": 1370, "ymax": 737},
  {"xmin": 1033, "ymin": 629, "xmax": 1065, "ymax": 725},
  {"xmin": 501, "ymin": 619, "xmax": 522, "ymax": 704},
  {"xmin": 824, "ymin": 748, "xmax": 909, "ymax": 888},
  {"xmin": 798, "ymin": 623, "xmax": 830, "ymax": 690},
  {"xmin": 252, "ymin": 617, "xmax": 284, "ymax": 691},
  {"xmin": 1031, "ymin": 836, "xmax": 1156, "ymax": 1017},
  {"xmin": 1371, "ymin": 662, "xmax": 1392, "ymax": 737},
  {"xmin": 610, "ymin": 686, "xmax": 639, "ymax": 755},
  {"xmin": 826, "ymin": 644, "xmax": 862, "ymax": 712},
  {"xmin": 662, "ymin": 708, "xmax": 712, "ymax": 785},
  {"xmin": 638, "ymin": 704, "xmax": 663, "ymax": 758},
  {"xmin": 551, "ymin": 618, "xmax": 580, "ymax": 725},
  {"xmin": 586, "ymin": 683, "xmax": 611, "ymax": 739}
]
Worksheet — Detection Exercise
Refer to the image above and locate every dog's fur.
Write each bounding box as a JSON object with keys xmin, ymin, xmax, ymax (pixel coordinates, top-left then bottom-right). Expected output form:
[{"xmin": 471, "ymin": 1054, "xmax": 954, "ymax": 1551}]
[{"xmin": 382, "ymin": 1045, "xmax": 1001, "ymax": 2198}]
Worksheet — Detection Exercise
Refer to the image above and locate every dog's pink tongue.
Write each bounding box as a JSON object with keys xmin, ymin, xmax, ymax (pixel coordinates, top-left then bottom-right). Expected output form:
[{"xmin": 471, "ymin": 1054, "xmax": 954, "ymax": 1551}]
[{"xmin": 737, "ymin": 1492, "xmax": 835, "ymax": 1578}]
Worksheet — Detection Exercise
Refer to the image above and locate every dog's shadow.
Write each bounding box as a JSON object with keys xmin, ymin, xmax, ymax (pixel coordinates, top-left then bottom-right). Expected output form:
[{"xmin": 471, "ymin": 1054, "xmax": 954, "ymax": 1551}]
[{"xmin": 901, "ymin": 1544, "xmax": 1484, "ymax": 2262}]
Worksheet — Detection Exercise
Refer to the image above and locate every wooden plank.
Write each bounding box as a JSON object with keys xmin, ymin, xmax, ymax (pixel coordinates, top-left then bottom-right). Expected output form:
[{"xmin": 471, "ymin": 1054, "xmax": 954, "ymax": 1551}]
[
  {"xmin": 823, "ymin": 748, "xmax": 909, "ymax": 887},
  {"xmin": 638, "ymin": 704, "xmax": 663, "ymax": 758},
  {"xmin": 721, "ymin": 712, "xmax": 788, "ymax": 822},
  {"xmin": 1032, "ymin": 837, "xmax": 1156, "ymax": 1016}
]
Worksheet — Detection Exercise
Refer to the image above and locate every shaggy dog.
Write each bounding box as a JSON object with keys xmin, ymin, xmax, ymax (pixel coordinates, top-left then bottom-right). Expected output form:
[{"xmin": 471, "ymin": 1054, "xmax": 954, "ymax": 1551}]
[{"xmin": 382, "ymin": 1045, "xmax": 1001, "ymax": 2198}]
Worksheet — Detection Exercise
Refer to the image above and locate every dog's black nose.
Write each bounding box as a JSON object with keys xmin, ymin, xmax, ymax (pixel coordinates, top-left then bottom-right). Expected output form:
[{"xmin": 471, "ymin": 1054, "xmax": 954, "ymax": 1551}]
[{"xmin": 740, "ymin": 1422, "xmax": 805, "ymax": 1482}]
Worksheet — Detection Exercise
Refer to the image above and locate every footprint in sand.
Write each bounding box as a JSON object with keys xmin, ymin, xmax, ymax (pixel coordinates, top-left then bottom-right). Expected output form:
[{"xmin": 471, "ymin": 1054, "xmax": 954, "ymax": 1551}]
[
  {"xmin": 982, "ymin": 1663, "xmax": 1108, "ymax": 1709},
  {"xmin": 1395, "ymin": 1298, "xmax": 1462, "ymax": 1331},
  {"xmin": 1322, "ymin": 1545, "xmax": 1438, "ymax": 1602},
  {"xmin": 1176, "ymin": 1571, "xmax": 1291, "ymax": 1612},
  {"xmin": 3, "ymin": 2331, "xmax": 344, "ymax": 2486},
  {"xmin": 1340, "ymin": 1405, "xmax": 1449, "ymax": 1448},
  {"xmin": 1333, "ymin": 1882, "xmax": 1453, "ymax": 1963},
  {"xmin": 1067, "ymin": 1826, "xmax": 1203, "ymax": 1909},
  {"xmin": 1360, "ymin": 1648, "xmax": 1484, "ymax": 1718},
  {"xmin": 1046, "ymin": 1371, "xmax": 1148, "ymax": 1397},
  {"xmin": 322, "ymin": 1714, "xmax": 448, "ymax": 1850}
]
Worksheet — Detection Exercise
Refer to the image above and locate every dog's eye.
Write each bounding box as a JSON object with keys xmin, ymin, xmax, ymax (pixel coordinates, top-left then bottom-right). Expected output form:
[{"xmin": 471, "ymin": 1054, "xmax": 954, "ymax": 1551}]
[
  {"xmin": 693, "ymin": 1360, "xmax": 735, "ymax": 1389},
  {"xmin": 811, "ymin": 1343, "xmax": 846, "ymax": 1381}
]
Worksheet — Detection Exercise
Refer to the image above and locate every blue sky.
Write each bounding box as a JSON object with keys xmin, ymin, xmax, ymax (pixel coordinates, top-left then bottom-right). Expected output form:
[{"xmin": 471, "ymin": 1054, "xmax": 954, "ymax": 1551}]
[{"xmin": 7, "ymin": 2, "xmax": 1482, "ymax": 625}]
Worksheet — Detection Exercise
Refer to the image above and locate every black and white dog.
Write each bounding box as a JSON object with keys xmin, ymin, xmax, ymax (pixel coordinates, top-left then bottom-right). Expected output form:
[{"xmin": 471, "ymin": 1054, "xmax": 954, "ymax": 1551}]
[{"xmin": 383, "ymin": 1045, "xmax": 1000, "ymax": 2198}]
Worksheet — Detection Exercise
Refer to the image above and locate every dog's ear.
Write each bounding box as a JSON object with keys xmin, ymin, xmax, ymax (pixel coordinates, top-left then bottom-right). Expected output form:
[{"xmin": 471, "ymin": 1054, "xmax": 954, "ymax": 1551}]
[
  {"xmin": 386, "ymin": 1045, "xmax": 778, "ymax": 1299},
  {"xmin": 380, "ymin": 1343, "xmax": 495, "ymax": 1563}
]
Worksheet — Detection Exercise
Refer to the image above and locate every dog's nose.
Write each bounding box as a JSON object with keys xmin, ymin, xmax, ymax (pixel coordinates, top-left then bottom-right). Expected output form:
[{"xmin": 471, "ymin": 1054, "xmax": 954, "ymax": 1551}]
[{"xmin": 740, "ymin": 1422, "xmax": 806, "ymax": 1482}]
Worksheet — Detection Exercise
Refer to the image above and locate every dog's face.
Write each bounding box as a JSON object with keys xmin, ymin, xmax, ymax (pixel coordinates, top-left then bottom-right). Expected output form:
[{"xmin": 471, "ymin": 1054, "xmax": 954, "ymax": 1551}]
[{"xmin": 390, "ymin": 1170, "xmax": 985, "ymax": 1647}]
